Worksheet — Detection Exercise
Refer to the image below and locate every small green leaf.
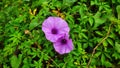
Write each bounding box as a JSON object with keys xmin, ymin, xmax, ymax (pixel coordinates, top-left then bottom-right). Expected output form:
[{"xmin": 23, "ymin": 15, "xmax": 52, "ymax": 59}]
[
  {"xmin": 101, "ymin": 54, "xmax": 105, "ymax": 65},
  {"xmin": 103, "ymin": 40, "xmax": 108, "ymax": 47},
  {"xmin": 29, "ymin": 18, "xmax": 39, "ymax": 30},
  {"xmin": 91, "ymin": 58, "xmax": 97, "ymax": 65},
  {"xmin": 104, "ymin": 61, "xmax": 112, "ymax": 67},
  {"xmin": 116, "ymin": 5, "xmax": 120, "ymax": 19},
  {"xmin": 81, "ymin": 33, "xmax": 88, "ymax": 39},
  {"xmin": 107, "ymin": 38, "xmax": 114, "ymax": 46},
  {"xmin": 10, "ymin": 55, "xmax": 22, "ymax": 68},
  {"xmin": 93, "ymin": 12, "xmax": 106, "ymax": 28},
  {"xmin": 115, "ymin": 42, "xmax": 120, "ymax": 53},
  {"xmin": 95, "ymin": 52, "xmax": 101, "ymax": 57},
  {"xmin": 118, "ymin": 0, "xmax": 120, "ymax": 3},
  {"xmin": 63, "ymin": 0, "xmax": 77, "ymax": 7},
  {"xmin": 95, "ymin": 31, "xmax": 103, "ymax": 36},
  {"xmin": 104, "ymin": 53, "xmax": 112, "ymax": 60},
  {"xmin": 89, "ymin": 17, "xmax": 94, "ymax": 26},
  {"xmin": 22, "ymin": 58, "xmax": 30, "ymax": 68},
  {"xmin": 71, "ymin": 5, "xmax": 80, "ymax": 13},
  {"xmin": 112, "ymin": 52, "xmax": 120, "ymax": 59},
  {"xmin": 83, "ymin": 43, "xmax": 88, "ymax": 49}
]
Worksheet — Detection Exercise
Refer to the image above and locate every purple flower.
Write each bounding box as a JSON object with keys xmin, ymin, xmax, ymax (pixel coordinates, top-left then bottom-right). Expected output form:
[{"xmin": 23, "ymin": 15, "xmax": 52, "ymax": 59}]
[
  {"xmin": 42, "ymin": 17, "xmax": 70, "ymax": 42},
  {"xmin": 53, "ymin": 35, "xmax": 74, "ymax": 54}
]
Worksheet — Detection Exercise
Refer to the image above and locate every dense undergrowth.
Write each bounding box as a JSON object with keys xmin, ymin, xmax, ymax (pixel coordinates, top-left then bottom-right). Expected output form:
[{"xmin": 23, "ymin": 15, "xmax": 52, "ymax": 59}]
[{"xmin": 0, "ymin": 0, "xmax": 120, "ymax": 68}]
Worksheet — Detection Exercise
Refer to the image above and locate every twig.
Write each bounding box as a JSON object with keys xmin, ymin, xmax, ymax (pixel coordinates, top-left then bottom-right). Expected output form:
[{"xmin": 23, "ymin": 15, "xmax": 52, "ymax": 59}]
[{"xmin": 87, "ymin": 22, "xmax": 113, "ymax": 68}]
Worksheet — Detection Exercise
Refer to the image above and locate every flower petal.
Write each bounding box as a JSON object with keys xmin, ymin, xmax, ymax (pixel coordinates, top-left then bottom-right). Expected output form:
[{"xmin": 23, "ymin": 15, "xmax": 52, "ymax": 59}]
[
  {"xmin": 53, "ymin": 36, "xmax": 73, "ymax": 54},
  {"xmin": 65, "ymin": 39, "xmax": 74, "ymax": 53},
  {"xmin": 42, "ymin": 16, "xmax": 70, "ymax": 42},
  {"xmin": 42, "ymin": 17, "xmax": 55, "ymax": 30},
  {"xmin": 54, "ymin": 17, "xmax": 70, "ymax": 33},
  {"xmin": 46, "ymin": 34, "xmax": 63, "ymax": 42}
]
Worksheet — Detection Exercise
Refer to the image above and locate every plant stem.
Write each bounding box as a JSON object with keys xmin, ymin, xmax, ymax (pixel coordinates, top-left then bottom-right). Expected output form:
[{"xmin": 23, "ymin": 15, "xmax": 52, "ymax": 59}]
[{"xmin": 87, "ymin": 22, "xmax": 113, "ymax": 68}]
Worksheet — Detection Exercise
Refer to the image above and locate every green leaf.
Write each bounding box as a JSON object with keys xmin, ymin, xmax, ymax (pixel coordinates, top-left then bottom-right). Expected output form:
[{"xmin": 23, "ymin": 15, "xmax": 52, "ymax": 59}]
[
  {"xmin": 43, "ymin": 55, "xmax": 49, "ymax": 60},
  {"xmin": 101, "ymin": 54, "xmax": 105, "ymax": 65},
  {"xmin": 10, "ymin": 55, "xmax": 22, "ymax": 68},
  {"xmin": 63, "ymin": 0, "xmax": 77, "ymax": 7},
  {"xmin": 71, "ymin": 5, "xmax": 80, "ymax": 13},
  {"xmin": 107, "ymin": 38, "xmax": 114, "ymax": 46},
  {"xmin": 95, "ymin": 52, "xmax": 101, "ymax": 57},
  {"xmin": 22, "ymin": 58, "xmax": 30, "ymax": 68},
  {"xmin": 112, "ymin": 52, "xmax": 120, "ymax": 59},
  {"xmin": 104, "ymin": 61, "xmax": 112, "ymax": 67},
  {"xmin": 13, "ymin": 14, "xmax": 26, "ymax": 23},
  {"xmin": 52, "ymin": 1, "xmax": 62, "ymax": 8},
  {"xmin": 66, "ymin": 15, "xmax": 74, "ymax": 27},
  {"xmin": 79, "ymin": 5, "xmax": 87, "ymax": 18},
  {"xmin": 103, "ymin": 40, "xmax": 108, "ymax": 47},
  {"xmin": 116, "ymin": 5, "xmax": 120, "ymax": 19},
  {"xmin": 93, "ymin": 12, "xmax": 106, "ymax": 28},
  {"xmin": 3, "ymin": 65, "xmax": 10, "ymax": 68},
  {"xmin": 29, "ymin": 18, "xmax": 39, "ymax": 30},
  {"xmin": 95, "ymin": 31, "xmax": 103, "ymax": 36},
  {"xmin": 89, "ymin": 17, "xmax": 94, "ymax": 26},
  {"xmin": 81, "ymin": 33, "xmax": 88, "ymax": 39},
  {"xmin": 83, "ymin": 43, "xmax": 88, "ymax": 49},
  {"xmin": 115, "ymin": 42, "xmax": 120, "ymax": 53},
  {"xmin": 104, "ymin": 53, "xmax": 112, "ymax": 60},
  {"xmin": 118, "ymin": 0, "xmax": 120, "ymax": 3},
  {"xmin": 91, "ymin": 58, "xmax": 97, "ymax": 65}
]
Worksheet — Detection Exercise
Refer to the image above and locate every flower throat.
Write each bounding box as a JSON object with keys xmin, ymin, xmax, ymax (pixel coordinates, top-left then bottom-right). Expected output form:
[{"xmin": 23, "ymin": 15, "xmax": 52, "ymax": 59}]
[{"xmin": 51, "ymin": 28, "xmax": 58, "ymax": 34}]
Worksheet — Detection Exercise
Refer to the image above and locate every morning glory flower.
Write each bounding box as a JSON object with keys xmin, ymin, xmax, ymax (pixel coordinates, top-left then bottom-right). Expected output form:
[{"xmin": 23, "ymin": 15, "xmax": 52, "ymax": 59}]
[
  {"xmin": 42, "ymin": 17, "xmax": 70, "ymax": 42},
  {"xmin": 53, "ymin": 35, "xmax": 74, "ymax": 54}
]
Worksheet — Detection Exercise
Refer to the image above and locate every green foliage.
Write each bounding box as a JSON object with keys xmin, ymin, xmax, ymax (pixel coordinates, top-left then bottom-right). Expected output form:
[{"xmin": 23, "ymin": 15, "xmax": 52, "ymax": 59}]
[
  {"xmin": 116, "ymin": 5, "xmax": 120, "ymax": 19},
  {"xmin": 10, "ymin": 55, "xmax": 22, "ymax": 68},
  {"xmin": 0, "ymin": 0, "xmax": 120, "ymax": 68}
]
